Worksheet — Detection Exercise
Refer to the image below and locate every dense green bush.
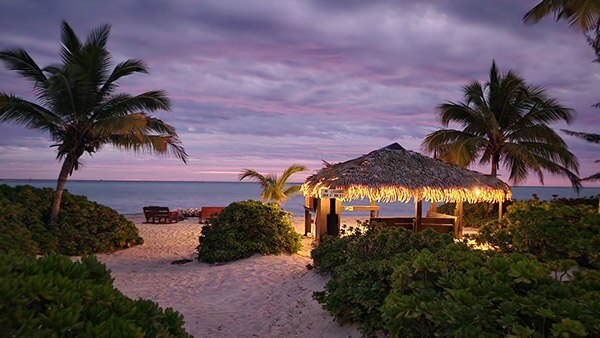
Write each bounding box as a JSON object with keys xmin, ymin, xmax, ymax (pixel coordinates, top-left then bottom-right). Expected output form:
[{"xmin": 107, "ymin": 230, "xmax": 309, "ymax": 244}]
[
  {"xmin": 477, "ymin": 201, "xmax": 600, "ymax": 268},
  {"xmin": 0, "ymin": 185, "xmax": 142, "ymax": 255},
  {"xmin": 0, "ymin": 253, "xmax": 191, "ymax": 337},
  {"xmin": 197, "ymin": 200, "xmax": 301, "ymax": 263},
  {"xmin": 312, "ymin": 222, "xmax": 600, "ymax": 336},
  {"xmin": 312, "ymin": 227, "xmax": 453, "ymax": 335},
  {"xmin": 438, "ymin": 195, "xmax": 598, "ymax": 228},
  {"xmin": 382, "ymin": 245, "xmax": 600, "ymax": 337}
]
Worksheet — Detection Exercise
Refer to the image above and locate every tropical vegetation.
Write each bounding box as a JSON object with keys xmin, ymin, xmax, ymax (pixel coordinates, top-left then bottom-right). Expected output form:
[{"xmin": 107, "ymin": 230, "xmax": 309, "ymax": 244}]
[
  {"xmin": 382, "ymin": 247, "xmax": 600, "ymax": 338},
  {"xmin": 0, "ymin": 184, "xmax": 142, "ymax": 256},
  {"xmin": 0, "ymin": 21, "xmax": 187, "ymax": 225},
  {"xmin": 0, "ymin": 254, "xmax": 191, "ymax": 337},
  {"xmin": 197, "ymin": 200, "xmax": 302, "ymax": 263},
  {"xmin": 311, "ymin": 226, "xmax": 453, "ymax": 335},
  {"xmin": 477, "ymin": 200, "xmax": 600, "ymax": 268},
  {"xmin": 238, "ymin": 164, "xmax": 307, "ymax": 204},
  {"xmin": 422, "ymin": 61, "xmax": 580, "ymax": 188},
  {"xmin": 312, "ymin": 206, "xmax": 600, "ymax": 337}
]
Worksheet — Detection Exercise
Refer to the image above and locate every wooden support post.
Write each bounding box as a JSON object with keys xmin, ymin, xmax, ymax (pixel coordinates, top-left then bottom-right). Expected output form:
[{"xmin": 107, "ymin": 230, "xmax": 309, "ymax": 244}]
[
  {"xmin": 414, "ymin": 199, "xmax": 422, "ymax": 232},
  {"xmin": 315, "ymin": 198, "xmax": 330, "ymax": 242},
  {"xmin": 304, "ymin": 208, "xmax": 311, "ymax": 236},
  {"xmin": 455, "ymin": 200, "xmax": 464, "ymax": 239},
  {"xmin": 498, "ymin": 199, "xmax": 503, "ymax": 220},
  {"xmin": 304, "ymin": 195, "xmax": 312, "ymax": 236},
  {"xmin": 326, "ymin": 198, "xmax": 340, "ymax": 236},
  {"xmin": 370, "ymin": 199, "xmax": 377, "ymax": 218}
]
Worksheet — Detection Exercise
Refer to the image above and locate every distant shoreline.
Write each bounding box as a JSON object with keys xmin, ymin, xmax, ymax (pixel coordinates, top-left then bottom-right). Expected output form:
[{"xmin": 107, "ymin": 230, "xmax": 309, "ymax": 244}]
[{"xmin": 1, "ymin": 178, "xmax": 597, "ymax": 188}]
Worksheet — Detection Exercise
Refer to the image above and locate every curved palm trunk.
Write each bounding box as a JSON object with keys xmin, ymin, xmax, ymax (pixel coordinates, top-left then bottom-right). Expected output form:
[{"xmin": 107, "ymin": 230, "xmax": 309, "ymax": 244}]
[
  {"xmin": 491, "ymin": 153, "xmax": 499, "ymax": 177},
  {"xmin": 490, "ymin": 154, "xmax": 500, "ymax": 217},
  {"xmin": 49, "ymin": 155, "xmax": 74, "ymax": 226}
]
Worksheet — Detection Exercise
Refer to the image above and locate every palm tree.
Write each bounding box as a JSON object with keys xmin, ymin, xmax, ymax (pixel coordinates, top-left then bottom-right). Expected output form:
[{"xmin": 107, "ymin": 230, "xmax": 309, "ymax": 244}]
[
  {"xmin": 239, "ymin": 164, "xmax": 308, "ymax": 204},
  {"xmin": 422, "ymin": 61, "xmax": 580, "ymax": 188},
  {"xmin": 0, "ymin": 21, "xmax": 187, "ymax": 224},
  {"xmin": 523, "ymin": 0, "xmax": 600, "ymax": 50}
]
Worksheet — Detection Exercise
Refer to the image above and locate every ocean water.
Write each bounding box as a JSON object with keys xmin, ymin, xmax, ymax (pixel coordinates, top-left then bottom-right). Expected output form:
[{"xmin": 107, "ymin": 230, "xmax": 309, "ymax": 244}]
[{"xmin": 1, "ymin": 179, "xmax": 598, "ymax": 217}]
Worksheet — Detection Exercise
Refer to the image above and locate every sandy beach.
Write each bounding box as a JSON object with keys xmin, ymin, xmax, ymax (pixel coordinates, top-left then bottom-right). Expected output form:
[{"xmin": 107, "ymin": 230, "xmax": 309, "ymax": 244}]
[{"xmin": 95, "ymin": 216, "xmax": 362, "ymax": 338}]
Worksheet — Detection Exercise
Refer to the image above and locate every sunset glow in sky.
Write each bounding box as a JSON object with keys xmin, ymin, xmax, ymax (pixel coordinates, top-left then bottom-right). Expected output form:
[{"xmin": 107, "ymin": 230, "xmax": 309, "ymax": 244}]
[{"xmin": 0, "ymin": 0, "xmax": 599, "ymax": 186}]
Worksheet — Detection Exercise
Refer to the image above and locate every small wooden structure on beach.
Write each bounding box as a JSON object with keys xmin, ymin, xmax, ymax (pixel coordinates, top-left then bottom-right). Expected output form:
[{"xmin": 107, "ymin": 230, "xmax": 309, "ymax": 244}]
[{"xmin": 301, "ymin": 143, "xmax": 511, "ymax": 240}]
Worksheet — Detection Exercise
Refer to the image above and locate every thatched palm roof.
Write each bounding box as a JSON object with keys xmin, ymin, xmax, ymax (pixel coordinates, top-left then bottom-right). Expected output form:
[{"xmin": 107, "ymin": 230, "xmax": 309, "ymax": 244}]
[{"xmin": 301, "ymin": 143, "xmax": 511, "ymax": 203}]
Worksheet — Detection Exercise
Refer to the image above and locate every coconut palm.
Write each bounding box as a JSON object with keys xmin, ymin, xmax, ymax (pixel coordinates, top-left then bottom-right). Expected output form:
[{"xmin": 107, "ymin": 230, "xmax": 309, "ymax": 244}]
[
  {"xmin": 524, "ymin": 0, "xmax": 600, "ymax": 50},
  {"xmin": 0, "ymin": 21, "xmax": 187, "ymax": 224},
  {"xmin": 422, "ymin": 61, "xmax": 580, "ymax": 188},
  {"xmin": 239, "ymin": 164, "xmax": 308, "ymax": 204}
]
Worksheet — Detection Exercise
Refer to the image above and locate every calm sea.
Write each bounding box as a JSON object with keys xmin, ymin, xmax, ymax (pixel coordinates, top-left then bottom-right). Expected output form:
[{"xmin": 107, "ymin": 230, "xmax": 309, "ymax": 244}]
[{"xmin": 1, "ymin": 179, "xmax": 598, "ymax": 217}]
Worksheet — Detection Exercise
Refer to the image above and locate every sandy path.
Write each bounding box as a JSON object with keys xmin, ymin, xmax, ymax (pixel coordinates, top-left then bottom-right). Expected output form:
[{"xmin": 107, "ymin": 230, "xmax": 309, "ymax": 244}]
[{"xmin": 96, "ymin": 216, "xmax": 361, "ymax": 338}]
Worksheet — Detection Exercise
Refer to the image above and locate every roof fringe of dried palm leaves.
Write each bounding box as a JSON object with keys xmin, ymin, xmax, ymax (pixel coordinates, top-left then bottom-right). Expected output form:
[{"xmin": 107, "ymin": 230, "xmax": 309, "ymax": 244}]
[{"xmin": 301, "ymin": 143, "xmax": 511, "ymax": 203}]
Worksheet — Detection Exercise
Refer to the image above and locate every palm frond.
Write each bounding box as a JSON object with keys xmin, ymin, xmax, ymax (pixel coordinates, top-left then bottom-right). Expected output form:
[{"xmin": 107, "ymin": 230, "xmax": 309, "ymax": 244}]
[
  {"xmin": 422, "ymin": 129, "xmax": 486, "ymax": 156},
  {"xmin": 583, "ymin": 172, "xmax": 600, "ymax": 181},
  {"xmin": 524, "ymin": 0, "xmax": 600, "ymax": 32},
  {"xmin": 85, "ymin": 23, "xmax": 111, "ymax": 48},
  {"xmin": 562, "ymin": 129, "xmax": 600, "ymax": 143},
  {"xmin": 0, "ymin": 94, "xmax": 62, "ymax": 132},
  {"xmin": 99, "ymin": 59, "xmax": 148, "ymax": 99},
  {"xmin": 108, "ymin": 134, "xmax": 187, "ymax": 163},
  {"xmin": 283, "ymin": 184, "xmax": 302, "ymax": 197},
  {"xmin": 0, "ymin": 48, "xmax": 47, "ymax": 84},
  {"xmin": 278, "ymin": 164, "xmax": 308, "ymax": 186},
  {"xmin": 95, "ymin": 91, "xmax": 171, "ymax": 119},
  {"xmin": 59, "ymin": 21, "xmax": 82, "ymax": 64},
  {"xmin": 437, "ymin": 102, "xmax": 487, "ymax": 132},
  {"xmin": 239, "ymin": 169, "xmax": 268, "ymax": 185}
]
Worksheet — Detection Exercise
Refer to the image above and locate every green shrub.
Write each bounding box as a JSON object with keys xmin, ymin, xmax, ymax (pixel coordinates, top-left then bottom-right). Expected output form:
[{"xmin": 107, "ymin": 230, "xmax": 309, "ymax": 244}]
[
  {"xmin": 0, "ymin": 253, "xmax": 191, "ymax": 337},
  {"xmin": 437, "ymin": 196, "xmax": 598, "ymax": 229},
  {"xmin": 0, "ymin": 184, "xmax": 142, "ymax": 255},
  {"xmin": 197, "ymin": 200, "xmax": 301, "ymax": 263},
  {"xmin": 477, "ymin": 201, "xmax": 600, "ymax": 268},
  {"xmin": 382, "ymin": 245, "xmax": 600, "ymax": 337},
  {"xmin": 312, "ymin": 227, "xmax": 453, "ymax": 335}
]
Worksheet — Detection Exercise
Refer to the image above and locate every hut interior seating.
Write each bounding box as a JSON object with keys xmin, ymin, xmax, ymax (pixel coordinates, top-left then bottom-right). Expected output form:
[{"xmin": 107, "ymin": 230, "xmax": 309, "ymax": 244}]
[
  {"xmin": 370, "ymin": 213, "xmax": 456, "ymax": 234},
  {"xmin": 417, "ymin": 217, "xmax": 455, "ymax": 233},
  {"xmin": 370, "ymin": 217, "xmax": 414, "ymax": 230},
  {"xmin": 421, "ymin": 211, "xmax": 456, "ymax": 233}
]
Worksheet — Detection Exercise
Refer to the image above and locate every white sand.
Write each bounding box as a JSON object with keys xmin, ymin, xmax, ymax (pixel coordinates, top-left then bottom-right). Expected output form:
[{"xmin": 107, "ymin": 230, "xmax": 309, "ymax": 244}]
[{"xmin": 95, "ymin": 216, "xmax": 362, "ymax": 338}]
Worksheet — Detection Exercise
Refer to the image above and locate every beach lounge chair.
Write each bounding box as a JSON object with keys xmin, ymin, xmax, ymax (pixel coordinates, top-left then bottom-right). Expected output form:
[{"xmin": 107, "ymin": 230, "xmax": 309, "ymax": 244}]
[
  {"xmin": 143, "ymin": 206, "xmax": 180, "ymax": 224},
  {"xmin": 199, "ymin": 206, "xmax": 225, "ymax": 223}
]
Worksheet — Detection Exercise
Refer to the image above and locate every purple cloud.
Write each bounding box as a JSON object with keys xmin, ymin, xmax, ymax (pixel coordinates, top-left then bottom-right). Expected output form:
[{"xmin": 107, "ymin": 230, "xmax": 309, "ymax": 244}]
[{"xmin": 0, "ymin": 0, "xmax": 598, "ymax": 186}]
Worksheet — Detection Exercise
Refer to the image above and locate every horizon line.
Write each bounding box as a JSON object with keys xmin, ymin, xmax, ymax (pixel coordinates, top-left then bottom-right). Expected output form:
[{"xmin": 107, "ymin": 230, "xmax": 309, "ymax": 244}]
[{"xmin": 0, "ymin": 178, "xmax": 598, "ymax": 189}]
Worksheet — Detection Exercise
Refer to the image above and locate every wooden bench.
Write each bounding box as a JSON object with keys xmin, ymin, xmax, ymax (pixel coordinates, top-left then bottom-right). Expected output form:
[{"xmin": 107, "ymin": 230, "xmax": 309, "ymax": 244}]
[
  {"xmin": 143, "ymin": 206, "xmax": 180, "ymax": 224},
  {"xmin": 199, "ymin": 206, "xmax": 225, "ymax": 223},
  {"xmin": 417, "ymin": 217, "xmax": 455, "ymax": 233},
  {"xmin": 370, "ymin": 215, "xmax": 456, "ymax": 234},
  {"xmin": 370, "ymin": 217, "xmax": 415, "ymax": 231}
]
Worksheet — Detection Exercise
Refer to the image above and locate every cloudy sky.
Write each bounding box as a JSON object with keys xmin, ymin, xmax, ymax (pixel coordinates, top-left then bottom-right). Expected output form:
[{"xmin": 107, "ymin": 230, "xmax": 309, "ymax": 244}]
[{"xmin": 0, "ymin": 0, "xmax": 598, "ymax": 186}]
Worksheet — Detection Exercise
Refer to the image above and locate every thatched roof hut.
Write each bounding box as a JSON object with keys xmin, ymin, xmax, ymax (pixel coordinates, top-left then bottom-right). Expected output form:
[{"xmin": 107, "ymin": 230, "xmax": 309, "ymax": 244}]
[{"xmin": 301, "ymin": 143, "xmax": 511, "ymax": 203}]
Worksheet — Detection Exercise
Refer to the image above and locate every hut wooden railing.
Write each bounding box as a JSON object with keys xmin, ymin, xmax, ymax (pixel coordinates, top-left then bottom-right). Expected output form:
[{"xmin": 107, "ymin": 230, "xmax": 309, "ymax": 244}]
[
  {"xmin": 370, "ymin": 217, "xmax": 414, "ymax": 231},
  {"xmin": 370, "ymin": 213, "xmax": 457, "ymax": 235}
]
